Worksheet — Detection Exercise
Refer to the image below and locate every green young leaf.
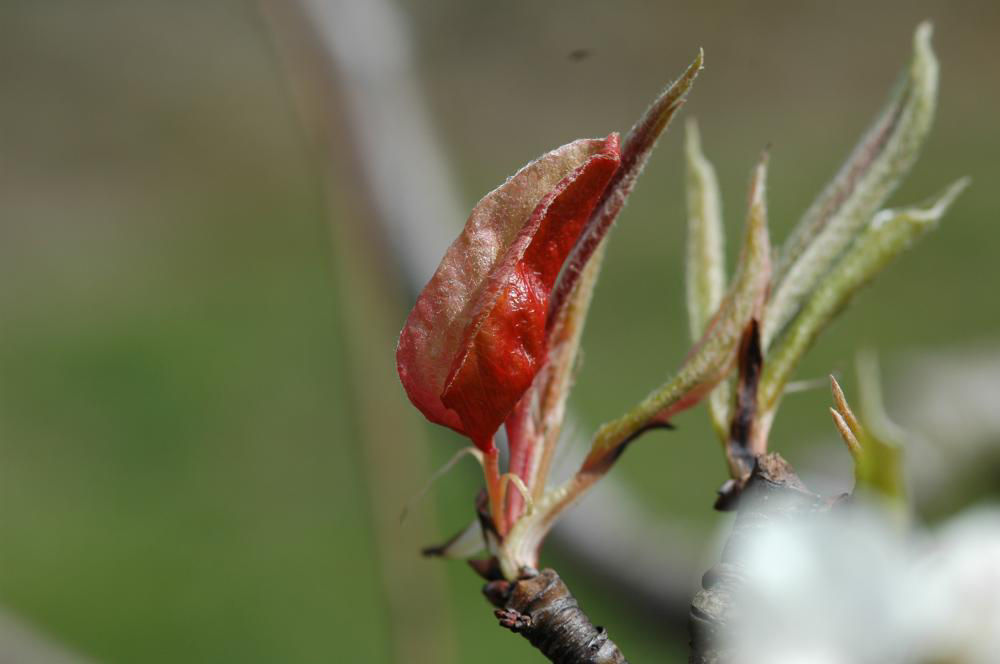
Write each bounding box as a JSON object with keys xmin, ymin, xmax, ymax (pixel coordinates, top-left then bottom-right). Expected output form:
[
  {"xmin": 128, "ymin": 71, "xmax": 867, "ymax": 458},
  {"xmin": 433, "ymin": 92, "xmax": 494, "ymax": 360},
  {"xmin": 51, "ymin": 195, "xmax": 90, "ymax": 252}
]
[
  {"xmin": 764, "ymin": 22, "xmax": 939, "ymax": 349},
  {"xmin": 504, "ymin": 52, "xmax": 704, "ymax": 525},
  {"xmin": 581, "ymin": 154, "xmax": 772, "ymax": 473},
  {"xmin": 685, "ymin": 118, "xmax": 727, "ymax": 340},
  {"xmin": 684, "ymin": 118, "xmax": 730, "ymax": 442},
  {"xmin": 829, "ymin": 353, "xmax": 907, "ymax": 509},
  {"xmin": 502, "ymin": 156, "xmax": 771, "ymax": 578},
  {"xmin": 760, "ymin": 178, "xmax": 969, "ymax": 414},
  {"xmin": 854, "ymin": 351, "xmax": 907, "ymax": 503}
]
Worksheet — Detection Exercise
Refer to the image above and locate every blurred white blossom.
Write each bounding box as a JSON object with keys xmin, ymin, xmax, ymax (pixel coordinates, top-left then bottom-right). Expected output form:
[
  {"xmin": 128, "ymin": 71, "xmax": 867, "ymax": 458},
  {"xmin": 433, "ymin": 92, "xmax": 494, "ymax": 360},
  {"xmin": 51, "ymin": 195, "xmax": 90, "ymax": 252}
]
[{"xmin": 726, "ymin": 505, "xmax": 1000, "ymax": 663}]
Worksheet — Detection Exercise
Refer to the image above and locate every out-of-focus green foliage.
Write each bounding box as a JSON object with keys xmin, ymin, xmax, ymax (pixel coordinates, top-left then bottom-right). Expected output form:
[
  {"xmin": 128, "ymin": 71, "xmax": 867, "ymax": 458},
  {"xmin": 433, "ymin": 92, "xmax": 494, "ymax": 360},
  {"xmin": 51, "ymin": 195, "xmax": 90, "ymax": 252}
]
[{"xmin": 1, "ymin": 1, "xmax": 996, "ymax": 663}]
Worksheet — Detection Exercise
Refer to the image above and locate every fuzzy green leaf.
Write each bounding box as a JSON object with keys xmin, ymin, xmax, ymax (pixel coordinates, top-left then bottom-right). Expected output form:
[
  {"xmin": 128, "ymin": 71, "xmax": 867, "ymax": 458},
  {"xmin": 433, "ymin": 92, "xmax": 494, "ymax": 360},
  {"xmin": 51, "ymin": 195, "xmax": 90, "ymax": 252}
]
[
  {"xmin": 760, "ymin": 178, "xmax": 969, "ymax": 413},
  {"xmin": 685, "ymin": 118, "xmax": 727, "ymax": 340},
  {"xmin": 764, "ymin": 22, "xmax": 939, "ymax": 348},
  {"xmin": 853, "ymin": 350, "xmax": 907, "ymax": 503},
  {"xmin": 684, "ymin": 118, "xmax": 731, "ymax": 442},
  {"xmin": 581, "ymin": 154, "xmax": 772, "ymax": 473},
  {"xmin": 504, "ymin": 52, "xmax": 704, "ymax": 522},
  {"xmin": 829, "ymin": 354, "xmax": 907, "ymax": 509}
]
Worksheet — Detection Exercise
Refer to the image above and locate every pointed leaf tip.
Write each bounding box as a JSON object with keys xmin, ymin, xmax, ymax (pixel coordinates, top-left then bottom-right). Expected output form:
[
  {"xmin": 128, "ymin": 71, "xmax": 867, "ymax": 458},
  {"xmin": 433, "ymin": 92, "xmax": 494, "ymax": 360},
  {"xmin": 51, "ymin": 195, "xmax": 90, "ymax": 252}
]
[
  {"xmin": 830, "ymin": 406, "xmax": 863, "ymax": 461},
  {"xmin": 766, "ymin": 22, "xmax": 939, "ymax": 348},
  {"xmin": 549, "ymin": 52, "xmax": 704, "ymax": 321},
  {"xmin": 760, "ymin": 177, "xmax": 966, "ymax": 413}
]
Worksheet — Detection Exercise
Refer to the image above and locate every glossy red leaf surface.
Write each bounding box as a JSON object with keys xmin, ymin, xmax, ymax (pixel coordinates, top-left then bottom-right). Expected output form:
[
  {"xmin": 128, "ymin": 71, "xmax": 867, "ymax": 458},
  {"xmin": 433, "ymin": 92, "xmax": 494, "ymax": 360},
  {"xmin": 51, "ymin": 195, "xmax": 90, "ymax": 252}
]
[{"xmin": 397, "ymin": 135, "xmax": 621, "ymax": 450}]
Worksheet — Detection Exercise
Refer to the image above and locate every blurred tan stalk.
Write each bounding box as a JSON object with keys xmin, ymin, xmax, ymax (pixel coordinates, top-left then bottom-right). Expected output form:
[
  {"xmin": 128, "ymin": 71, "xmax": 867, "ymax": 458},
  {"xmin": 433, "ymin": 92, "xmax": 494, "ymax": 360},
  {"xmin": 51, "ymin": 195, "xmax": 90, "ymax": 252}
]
[
  {"xmin": 0, "ymin": 607, "xmax": 95, "ymax": 664},
  {"xmin": 260, "ymin": 1, "xmax": 460, "ymax": 662}
]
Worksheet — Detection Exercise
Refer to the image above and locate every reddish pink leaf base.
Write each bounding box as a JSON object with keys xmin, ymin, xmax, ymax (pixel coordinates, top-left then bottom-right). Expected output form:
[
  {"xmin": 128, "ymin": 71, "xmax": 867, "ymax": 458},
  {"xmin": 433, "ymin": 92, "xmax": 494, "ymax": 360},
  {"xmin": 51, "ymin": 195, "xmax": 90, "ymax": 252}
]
[{"xmin": 398, "ymin": 134, "xmax": 620, "ymax": 452}]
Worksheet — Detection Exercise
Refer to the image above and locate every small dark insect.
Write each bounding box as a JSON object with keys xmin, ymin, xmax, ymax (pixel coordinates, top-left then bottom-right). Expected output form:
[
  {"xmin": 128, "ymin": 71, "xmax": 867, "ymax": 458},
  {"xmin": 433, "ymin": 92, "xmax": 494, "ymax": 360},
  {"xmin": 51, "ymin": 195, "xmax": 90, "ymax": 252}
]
[{"xmin": 567, "ymin": 48, "xmax": 593, "ymax": 62}]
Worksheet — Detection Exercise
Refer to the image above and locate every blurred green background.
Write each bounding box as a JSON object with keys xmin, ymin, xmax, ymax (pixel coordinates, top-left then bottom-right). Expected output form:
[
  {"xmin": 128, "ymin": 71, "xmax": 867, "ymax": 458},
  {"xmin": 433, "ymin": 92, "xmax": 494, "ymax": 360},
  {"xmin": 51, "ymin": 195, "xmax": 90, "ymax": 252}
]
[{"xmin": 1, "ymin": 1, "xmax": 997, "ymax": 662}]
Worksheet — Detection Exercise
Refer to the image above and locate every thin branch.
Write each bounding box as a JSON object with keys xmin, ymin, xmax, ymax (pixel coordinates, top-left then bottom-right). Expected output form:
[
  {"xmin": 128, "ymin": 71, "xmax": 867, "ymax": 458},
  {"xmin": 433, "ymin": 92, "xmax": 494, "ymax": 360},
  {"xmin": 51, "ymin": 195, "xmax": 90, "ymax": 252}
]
[{"xmin": 488, "ymin": 569, "xmax": 629, "ymax": 663}]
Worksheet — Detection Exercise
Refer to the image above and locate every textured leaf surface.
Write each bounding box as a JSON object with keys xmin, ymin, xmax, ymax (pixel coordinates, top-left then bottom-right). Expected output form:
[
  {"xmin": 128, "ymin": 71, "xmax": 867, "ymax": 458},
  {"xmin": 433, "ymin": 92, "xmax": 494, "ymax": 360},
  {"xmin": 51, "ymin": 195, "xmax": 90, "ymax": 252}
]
[
  {"xmin": 582, "ymin": 155, "xmax": 772, "ymax": 472},
  {"xmin": 549, "ymin": 50, "xmax": 703, "ymax": 322},
  {"xmin": 760, "ymin": 178, "xmax": 968, "ymax": 412},
  {"xmin": 397, "ymin": 135, "xmax": 621, "ymax": 448},
  {"xmin": 765, "ymin": 22, "xmax": 938, "ymax": 348},
  {"xmin": 684, "ymin": 119, "xmax": 730, "ymax": 442},
  {"xmin": 829, "ymin": 356, "xmax": 906, "ymax": 507},
  {"xmin": 504, "ymin": 246, "xmax": 605, "ymax": 524},
  {"xmin": 684, "ymin": 119, "xmax": 726, "ymax": 341},
  {"xmin": 505, "ymin": 52, "xmax": 705, "ymax": 512}
]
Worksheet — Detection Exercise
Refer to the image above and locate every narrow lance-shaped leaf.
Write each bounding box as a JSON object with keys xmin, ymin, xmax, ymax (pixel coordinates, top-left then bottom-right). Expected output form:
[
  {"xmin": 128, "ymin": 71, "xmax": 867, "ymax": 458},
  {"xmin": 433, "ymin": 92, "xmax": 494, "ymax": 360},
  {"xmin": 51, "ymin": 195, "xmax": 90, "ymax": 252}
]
[
  {"xmin": 505, "ymin": 52, "xmax": 705, "ymax": 515},
  {"xmin": 830, "ymin": 374, "xmax": 862, "ymax": 459},
  {"xmin": 684, "ymin": 118, "xmax": 730, "ymax": 442},
  {"xmin": 760, "ymin": 178, "xmax": 969, "ymax": 414},
  {"xmin": 581, "ymin": 154, "xmax": 772, "ymax": 473},
  {"xmin": 685, "ymin": 118, "xmax": 726, "ymax": 339},
  {"xmin": 764, "ymin": 22, "xmax": 938, "ymax": 348},
  {"xmin": 397, "ymin": 135, "xmax": 621, "ymax": 450},
  {"xmin": 548, "ymin": 50, "xmax": 704, "ymax": 325}
]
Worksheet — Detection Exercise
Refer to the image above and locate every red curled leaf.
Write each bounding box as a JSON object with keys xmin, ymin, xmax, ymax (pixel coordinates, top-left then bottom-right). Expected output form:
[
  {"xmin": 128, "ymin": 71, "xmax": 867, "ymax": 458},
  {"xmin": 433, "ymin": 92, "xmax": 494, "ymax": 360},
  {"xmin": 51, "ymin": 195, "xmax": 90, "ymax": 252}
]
[{"xmin": 397, "ymin": 135, "xmax": 621, "ymax": 450}]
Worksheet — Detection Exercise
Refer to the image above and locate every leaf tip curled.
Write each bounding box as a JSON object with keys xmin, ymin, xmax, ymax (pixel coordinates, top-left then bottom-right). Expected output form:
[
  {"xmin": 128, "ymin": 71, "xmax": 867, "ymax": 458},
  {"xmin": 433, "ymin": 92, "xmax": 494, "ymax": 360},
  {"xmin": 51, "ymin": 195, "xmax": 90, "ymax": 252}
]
[
  {"xmin": 673, "ymin": 49, "xmax": 705, "ymax": 100},
  {"xmin": 929, "ymin": 176, "xmax": 971, "ymax": 215},
  {"xmin": 873, "ymin": 175, "xmax": 969, "ymax": 234},
  {"xmin": 624, "ymin": 48, "xmax": 704, "ymax": 154},
  {"xmin": 681, "ymin": 47, "xmax": 705, "ymax": 99}
]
